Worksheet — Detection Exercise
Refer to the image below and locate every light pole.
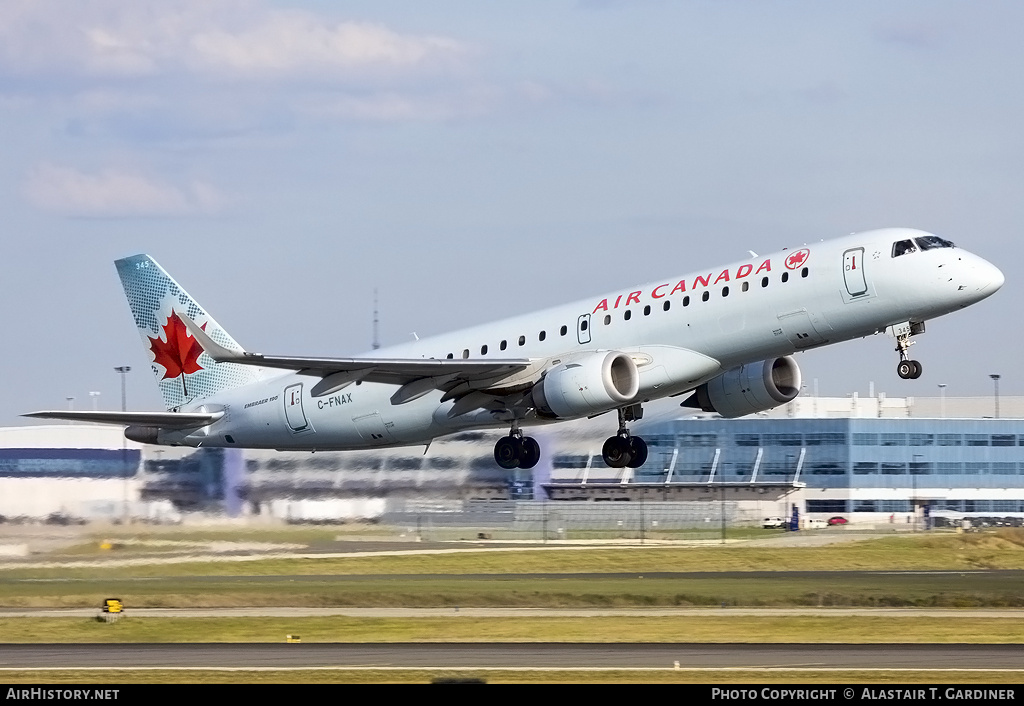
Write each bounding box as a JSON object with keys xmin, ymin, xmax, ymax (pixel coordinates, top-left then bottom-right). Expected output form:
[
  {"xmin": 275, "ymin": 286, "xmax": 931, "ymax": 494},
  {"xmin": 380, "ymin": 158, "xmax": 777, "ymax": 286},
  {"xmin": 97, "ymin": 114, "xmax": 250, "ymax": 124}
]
[
  {"xmin": 989, "ymin": 374, "xmax": 1001, "ymax": 419},
  {"xmin": 937, "ymin": 384, "xmax": 946, "ymax": 419},
  {"xmin": 114, "ymin": 366, "xmax": 131, "ymax": 412},
  {"xmin": 89, "ymin": 391, "xmax": 101, "ymax": 411},
  {"xmin": 114, "ymin": 366, "xmax": 131, "ymax": 523}
]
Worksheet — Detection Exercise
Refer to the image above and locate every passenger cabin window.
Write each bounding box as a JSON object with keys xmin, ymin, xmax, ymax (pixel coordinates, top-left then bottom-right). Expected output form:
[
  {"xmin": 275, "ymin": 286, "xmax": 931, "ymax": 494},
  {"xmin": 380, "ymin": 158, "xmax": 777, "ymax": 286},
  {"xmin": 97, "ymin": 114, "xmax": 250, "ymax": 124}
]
[
  {"xmin": 624, "ymin": 310, "xmax": 632, "ymax": 320},
  {"xmin": 781, "ymin": 272, "xmax": 789, "ymax": 283},
  {"xmin": 722, "ymin": 286, "xmax": 729, "ymax": 297},
  {"xmin": 560, "ymin": 325, "xmax": 567, "ymax": 336},
  {"xmin": 481, "ymin": 345, "xmax": 488, "ymax": 355},
  {"xmin": 701, "ymin": 291, "xmax": 709, "ymax": 302},
  {"xmin": 742, "ymin": 281, "xmax": 749, "ymax": 292},
  {"xmin": 518, "ymin": 335, "xmax": 526, "ymax": 346},
  {"xmin": 539, "ymin": 330, "xmax": 546, "ymax": 341},
  {"xmin": 500, "ymin": 340, "xmax": 507, "ymax": 351},
  {"xmin": 915, "ymin": 235, "xmax": 955, "ymax": 250},
  {"xmin": 446, "ymin": 353, "xmax": 454, "ymax": 359},
  {"xmin": 892, "ymin": 239, "xmax": 917, "ymax": 257},
  {"xmin": 462, "ymin": 349, "xmax": 469, "ymax": 359},
  {"xmin": 604, "ymin": 314, "xmax": 611, "ymax": 325},
  {"xmin": 643, "ymin": 305, "xmax": 651, "ymax": 316},
  {"xmin": 801, "ymin": 267, "xmax": 808, "ymax": 278},
  {"xmin": 663, "ymin": 301, "xmax": 671, "ymax": 311}
]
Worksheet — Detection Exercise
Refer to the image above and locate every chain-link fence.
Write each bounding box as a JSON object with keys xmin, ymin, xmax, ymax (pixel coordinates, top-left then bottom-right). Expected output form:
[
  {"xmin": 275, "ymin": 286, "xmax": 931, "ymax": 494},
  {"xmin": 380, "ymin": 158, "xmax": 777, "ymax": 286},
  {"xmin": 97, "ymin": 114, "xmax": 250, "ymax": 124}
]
[{"xmin": 381, "ymin": 499, "xmax": 742, "ymax": 541}]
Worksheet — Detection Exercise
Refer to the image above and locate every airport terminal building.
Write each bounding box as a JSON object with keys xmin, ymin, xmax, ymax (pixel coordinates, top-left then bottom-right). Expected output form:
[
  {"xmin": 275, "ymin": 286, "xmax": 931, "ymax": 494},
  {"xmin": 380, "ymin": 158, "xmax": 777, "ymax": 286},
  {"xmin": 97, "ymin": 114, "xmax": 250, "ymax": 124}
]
[{"xmin": 2, "ymin": 394, "xmax": 1024, "ymax": 525}]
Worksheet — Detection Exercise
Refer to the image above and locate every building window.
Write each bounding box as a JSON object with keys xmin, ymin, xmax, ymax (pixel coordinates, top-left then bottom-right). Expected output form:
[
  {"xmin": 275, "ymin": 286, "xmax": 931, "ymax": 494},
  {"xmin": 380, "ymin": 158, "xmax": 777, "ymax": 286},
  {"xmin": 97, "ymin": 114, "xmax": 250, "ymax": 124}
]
[
  {"xmin": 880, "ymin": 434, "xmax": 906, "ymax": 446},
  {"xmin": 991, "ymin": 434, "xmax": 1016, "ymax": 446},
  {"xmin": 992, "ymin": 463, "xmax": 1017, "ymax": 474},
  {"xmin": 881, "ymin": 463, "xmax": 906, "ymax": 475},
  {"xmin": 735, "ymin": 434, "xmax": 760, "ymax": 447},
  {"xmin": 909, "ymin": 434, "xmax": 934, "ymax": 446},
  {"xmin": 853, "ymin": 433, "xmax": 877, "ymax": 446},
  {"xmin": 937, "ymin": 434, "xmax": 961, "ymax": 446},
  {"xmin": 966, "ymin": 435, "xmax": 989, "ymax": 446},
  {"xmin": 965, "ymin": 463, "xmax": 987, "ymax": 474},
  {"xmin": 937, "ymin": 462, "xmax": 963, "ymax": 475},
  {"xmin": 853, "ymin": 462, "xmax": 879, "ymax": 475},
  {"xmin": 807, "ymin": 500, "xmax": 848, "ymax": 513}
]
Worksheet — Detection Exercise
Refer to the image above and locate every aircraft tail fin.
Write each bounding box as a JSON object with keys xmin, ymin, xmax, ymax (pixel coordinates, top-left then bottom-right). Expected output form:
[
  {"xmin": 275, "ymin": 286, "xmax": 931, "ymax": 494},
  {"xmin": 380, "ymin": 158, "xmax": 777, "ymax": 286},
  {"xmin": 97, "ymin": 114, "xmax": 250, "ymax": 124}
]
[{"xmin": 115, "ymin": 255, "xmax": 261, "ymax": 411}]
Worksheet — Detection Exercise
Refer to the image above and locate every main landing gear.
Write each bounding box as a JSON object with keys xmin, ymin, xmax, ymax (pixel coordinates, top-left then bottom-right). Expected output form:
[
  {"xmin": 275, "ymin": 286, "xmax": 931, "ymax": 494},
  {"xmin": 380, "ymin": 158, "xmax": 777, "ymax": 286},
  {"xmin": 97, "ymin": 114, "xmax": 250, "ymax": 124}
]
[
  {"xmin": 602, "ymin": 404, "xmax": 649, "ymax": 469},
  {"xmin": 894, "ymin": 325, "xmax": 923, "ymax": 380},
  {"xmin": 493, "ymin": 423, "xmax": 540, "ymax": 470}
]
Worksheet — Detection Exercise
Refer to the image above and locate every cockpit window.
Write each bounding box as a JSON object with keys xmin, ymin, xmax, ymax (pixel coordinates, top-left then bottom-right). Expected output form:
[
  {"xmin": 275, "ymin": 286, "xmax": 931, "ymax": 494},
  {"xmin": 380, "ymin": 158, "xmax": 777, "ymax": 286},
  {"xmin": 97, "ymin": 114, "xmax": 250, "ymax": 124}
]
[
  {"xmin": 915, "ymin": 235, "xmax": 955, "ymax": 250},
  {"xmin": 892, "ymin": 239, "xmax": 917, "ymax": 257}
]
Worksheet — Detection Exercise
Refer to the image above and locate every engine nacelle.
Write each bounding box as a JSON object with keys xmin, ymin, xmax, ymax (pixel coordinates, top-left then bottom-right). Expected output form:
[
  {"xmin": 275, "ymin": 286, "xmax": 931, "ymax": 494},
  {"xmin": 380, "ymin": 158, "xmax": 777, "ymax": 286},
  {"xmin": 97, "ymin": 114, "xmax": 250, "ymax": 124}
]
[
  {"xmin": 688, "ymin": 356, "xmax": 801, "ymax": 418},
  {"xmin": 532, "ymin": 351, "xmax": 640, "ymax": 419}
]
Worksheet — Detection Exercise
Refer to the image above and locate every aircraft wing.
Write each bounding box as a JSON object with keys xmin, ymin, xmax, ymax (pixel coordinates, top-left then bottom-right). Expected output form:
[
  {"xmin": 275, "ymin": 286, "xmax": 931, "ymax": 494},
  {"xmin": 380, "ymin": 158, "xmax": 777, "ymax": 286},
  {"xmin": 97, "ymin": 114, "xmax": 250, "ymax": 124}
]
[
  {"xmin": 22, "ymin": 410, "xmax": 223, "ymax": 428},
  {"xmin": 178, "ymin": 313, "xmax": 533, "ymax": 400}
]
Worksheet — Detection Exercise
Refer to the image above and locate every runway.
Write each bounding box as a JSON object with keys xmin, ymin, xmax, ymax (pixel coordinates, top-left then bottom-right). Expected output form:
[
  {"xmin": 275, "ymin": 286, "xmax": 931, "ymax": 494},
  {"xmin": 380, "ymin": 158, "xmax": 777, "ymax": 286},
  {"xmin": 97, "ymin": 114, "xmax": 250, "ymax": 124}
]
[{"xmin": 0, "ymin": 643, "xmax": 1021, "ymax": 670}]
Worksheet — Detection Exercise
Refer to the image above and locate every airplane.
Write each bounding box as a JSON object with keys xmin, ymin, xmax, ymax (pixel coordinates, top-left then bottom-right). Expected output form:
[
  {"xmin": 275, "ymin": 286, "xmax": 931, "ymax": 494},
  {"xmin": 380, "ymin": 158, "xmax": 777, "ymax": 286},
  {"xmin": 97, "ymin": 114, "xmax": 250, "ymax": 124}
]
[{"xmin": 25, "ymin": 227, "xmax": 1003, "ymax": 470}]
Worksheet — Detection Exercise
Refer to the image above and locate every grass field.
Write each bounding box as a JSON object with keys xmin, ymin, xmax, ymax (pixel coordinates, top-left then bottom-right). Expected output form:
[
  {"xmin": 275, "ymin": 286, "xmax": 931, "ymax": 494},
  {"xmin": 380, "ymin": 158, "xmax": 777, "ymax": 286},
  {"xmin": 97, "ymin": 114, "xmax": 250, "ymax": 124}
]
[
  {"xmin": 0, "ymin": 614, "xmax": 1022, "ymax": 643},
  {"xmin": 2, "ymin": 527, "xmax": 1023, "ymax": 683}
]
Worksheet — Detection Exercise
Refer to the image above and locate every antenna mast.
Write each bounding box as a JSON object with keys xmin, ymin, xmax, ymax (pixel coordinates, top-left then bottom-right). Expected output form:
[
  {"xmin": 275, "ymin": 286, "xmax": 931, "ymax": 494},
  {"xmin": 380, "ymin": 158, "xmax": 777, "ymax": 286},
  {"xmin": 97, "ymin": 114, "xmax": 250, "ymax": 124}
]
[{"xmin": 372, "ymin": 288, "xmax": 380, "ymax": 350}]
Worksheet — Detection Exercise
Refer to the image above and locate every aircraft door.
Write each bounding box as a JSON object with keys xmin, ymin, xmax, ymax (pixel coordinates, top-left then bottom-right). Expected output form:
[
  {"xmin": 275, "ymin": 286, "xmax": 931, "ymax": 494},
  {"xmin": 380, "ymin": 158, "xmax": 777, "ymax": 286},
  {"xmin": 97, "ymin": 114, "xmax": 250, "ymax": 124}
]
[
  {"xmin": 283, "ymin": 383, "xmax": 310, "ymax": 432},
  {"xmin": 577, "ymin": 314, "xmax": 592, "ymax": 344},
  {"xmin": 843, "ymin": 248, "xmax": 868, "ymax": 297}
]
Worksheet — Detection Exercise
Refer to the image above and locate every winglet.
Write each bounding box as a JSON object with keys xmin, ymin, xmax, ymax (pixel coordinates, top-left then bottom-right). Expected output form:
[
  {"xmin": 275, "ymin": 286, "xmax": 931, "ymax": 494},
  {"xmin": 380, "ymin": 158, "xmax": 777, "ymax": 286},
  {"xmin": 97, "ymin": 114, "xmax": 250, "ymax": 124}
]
[{"xmin": 179, "ymin": 312, "xmax": 244, "ymax": 363}]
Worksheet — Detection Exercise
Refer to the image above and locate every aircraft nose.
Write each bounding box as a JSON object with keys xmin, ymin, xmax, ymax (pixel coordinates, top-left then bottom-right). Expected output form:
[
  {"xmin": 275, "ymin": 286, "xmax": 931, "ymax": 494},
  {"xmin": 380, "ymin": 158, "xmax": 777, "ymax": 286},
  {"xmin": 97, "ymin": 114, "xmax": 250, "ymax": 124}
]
[{"xmin": 975, "ymin": 257, "xmax": 1004, "ymax": 294}]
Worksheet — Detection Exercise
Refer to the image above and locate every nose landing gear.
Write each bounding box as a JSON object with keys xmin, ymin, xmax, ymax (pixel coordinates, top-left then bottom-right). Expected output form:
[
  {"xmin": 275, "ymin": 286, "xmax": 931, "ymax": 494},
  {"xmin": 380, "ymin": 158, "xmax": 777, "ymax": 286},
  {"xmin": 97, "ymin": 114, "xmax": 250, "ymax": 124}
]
[
  {"xmin": 601, "ymin": 404, "xmax": 649, "ymax": 469},
  {"xmin": 894, "ymin": 323, "xmax": 924, "ymax": 380}
]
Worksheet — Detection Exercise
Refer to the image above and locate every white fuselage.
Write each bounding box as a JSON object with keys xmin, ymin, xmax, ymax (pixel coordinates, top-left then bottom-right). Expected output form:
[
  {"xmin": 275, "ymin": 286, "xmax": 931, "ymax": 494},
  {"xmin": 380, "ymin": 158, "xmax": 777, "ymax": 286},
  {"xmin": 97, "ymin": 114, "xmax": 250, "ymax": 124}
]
[{"xmin": 164, "ymin": 228, "xmax": 1002, "ymax": 450}]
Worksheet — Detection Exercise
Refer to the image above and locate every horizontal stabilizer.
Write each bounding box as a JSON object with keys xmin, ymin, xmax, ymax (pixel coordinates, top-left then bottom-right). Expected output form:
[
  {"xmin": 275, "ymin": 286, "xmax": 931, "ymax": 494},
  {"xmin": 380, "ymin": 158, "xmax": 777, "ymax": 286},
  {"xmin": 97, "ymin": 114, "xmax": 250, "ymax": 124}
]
[{"xmin": 22, "ymin": 410, "xmax": 222, "ymax": 428}]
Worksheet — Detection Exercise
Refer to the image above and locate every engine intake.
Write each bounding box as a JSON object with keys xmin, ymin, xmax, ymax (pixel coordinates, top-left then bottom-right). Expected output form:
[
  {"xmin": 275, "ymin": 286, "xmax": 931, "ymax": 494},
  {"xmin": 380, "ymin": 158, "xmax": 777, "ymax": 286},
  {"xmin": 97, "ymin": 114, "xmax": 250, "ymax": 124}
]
[
  {"xmin": 533, "ymin": 351, "xmax": 640, "ymax": 419},
  {"xmin": 685, "ymin": 356, "xmax": 801, "ymax": 418}
]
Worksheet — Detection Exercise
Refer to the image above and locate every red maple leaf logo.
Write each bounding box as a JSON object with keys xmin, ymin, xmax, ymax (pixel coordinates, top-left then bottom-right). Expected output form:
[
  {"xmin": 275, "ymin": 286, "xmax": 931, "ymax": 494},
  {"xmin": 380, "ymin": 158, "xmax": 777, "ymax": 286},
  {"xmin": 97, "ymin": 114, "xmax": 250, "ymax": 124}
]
[
  {"xmin": 149, "ymin": 311, "xmax": 206, "ymax": 395},
  {"xmin": 785, "ymin": 248, "xmax": 810, "ymax": 269}
]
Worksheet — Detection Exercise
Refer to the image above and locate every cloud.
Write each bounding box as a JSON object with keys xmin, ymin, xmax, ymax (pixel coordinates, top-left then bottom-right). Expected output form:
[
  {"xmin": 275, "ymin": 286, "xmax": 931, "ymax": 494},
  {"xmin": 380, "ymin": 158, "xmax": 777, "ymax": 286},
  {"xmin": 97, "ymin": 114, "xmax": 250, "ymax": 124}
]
[
  {"xmin": 23, "ymin": 163, "xmax": 226, "ymax": 217},
  {"xmin": 0, "ymin": 1, "xmax": 465, "ymax": 80}
]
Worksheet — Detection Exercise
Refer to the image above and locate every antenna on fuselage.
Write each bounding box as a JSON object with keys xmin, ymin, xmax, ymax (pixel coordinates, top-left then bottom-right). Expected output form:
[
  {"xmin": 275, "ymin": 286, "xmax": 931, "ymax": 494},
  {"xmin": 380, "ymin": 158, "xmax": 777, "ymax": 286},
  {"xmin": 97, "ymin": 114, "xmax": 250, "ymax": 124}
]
[{"xmin": 372, "ymin": 288, "xmax": 380, "ymax": 350}]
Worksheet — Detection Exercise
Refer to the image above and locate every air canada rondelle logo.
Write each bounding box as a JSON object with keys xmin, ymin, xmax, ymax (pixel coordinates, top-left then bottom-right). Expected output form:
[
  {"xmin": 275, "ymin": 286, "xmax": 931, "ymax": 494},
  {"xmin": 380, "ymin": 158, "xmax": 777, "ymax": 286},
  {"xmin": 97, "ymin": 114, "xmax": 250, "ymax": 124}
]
[{"xmin": 785, "ymin": 248, "xmax": 810, "ymax": 269}]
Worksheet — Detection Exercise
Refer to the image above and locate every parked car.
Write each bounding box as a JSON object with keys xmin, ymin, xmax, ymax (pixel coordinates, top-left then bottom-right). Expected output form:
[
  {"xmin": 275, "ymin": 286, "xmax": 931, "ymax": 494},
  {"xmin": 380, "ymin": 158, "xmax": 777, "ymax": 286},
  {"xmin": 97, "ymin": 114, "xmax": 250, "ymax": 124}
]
[
  {"xmin": 827, "ymin": 516, "xmax": 848, "ymax": 526},
  {"xmin": 762, "ymin": 516, "xmax": 786, "ymax": 529}
]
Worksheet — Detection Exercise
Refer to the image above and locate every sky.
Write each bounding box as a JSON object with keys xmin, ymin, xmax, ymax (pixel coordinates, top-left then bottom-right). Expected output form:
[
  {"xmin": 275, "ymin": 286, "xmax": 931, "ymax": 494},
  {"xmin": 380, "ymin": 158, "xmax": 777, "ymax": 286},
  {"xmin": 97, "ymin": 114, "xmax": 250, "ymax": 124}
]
[{"xmin": 2, "ymin": 0, "xmax": 1022, "ymax": 425}]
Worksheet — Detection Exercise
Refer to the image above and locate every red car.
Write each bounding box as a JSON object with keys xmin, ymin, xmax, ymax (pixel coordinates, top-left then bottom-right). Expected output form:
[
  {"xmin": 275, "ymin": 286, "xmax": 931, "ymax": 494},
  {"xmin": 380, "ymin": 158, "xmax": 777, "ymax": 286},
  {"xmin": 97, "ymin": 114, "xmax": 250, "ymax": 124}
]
[{"xmin": 827, "ymin": 516, "xmax": 848, "ymax": 526}]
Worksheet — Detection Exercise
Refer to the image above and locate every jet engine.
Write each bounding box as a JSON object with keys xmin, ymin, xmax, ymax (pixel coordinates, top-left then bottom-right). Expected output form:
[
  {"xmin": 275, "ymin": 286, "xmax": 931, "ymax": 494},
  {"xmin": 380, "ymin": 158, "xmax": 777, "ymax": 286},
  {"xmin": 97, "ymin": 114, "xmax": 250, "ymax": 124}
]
[
  {"xmin": 532, "ymin": 351, "xmax": 640, "ymax": 419},
  {"xmin": 685, "ymin": 356, "xmax": 801, "ymax": 418}
]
